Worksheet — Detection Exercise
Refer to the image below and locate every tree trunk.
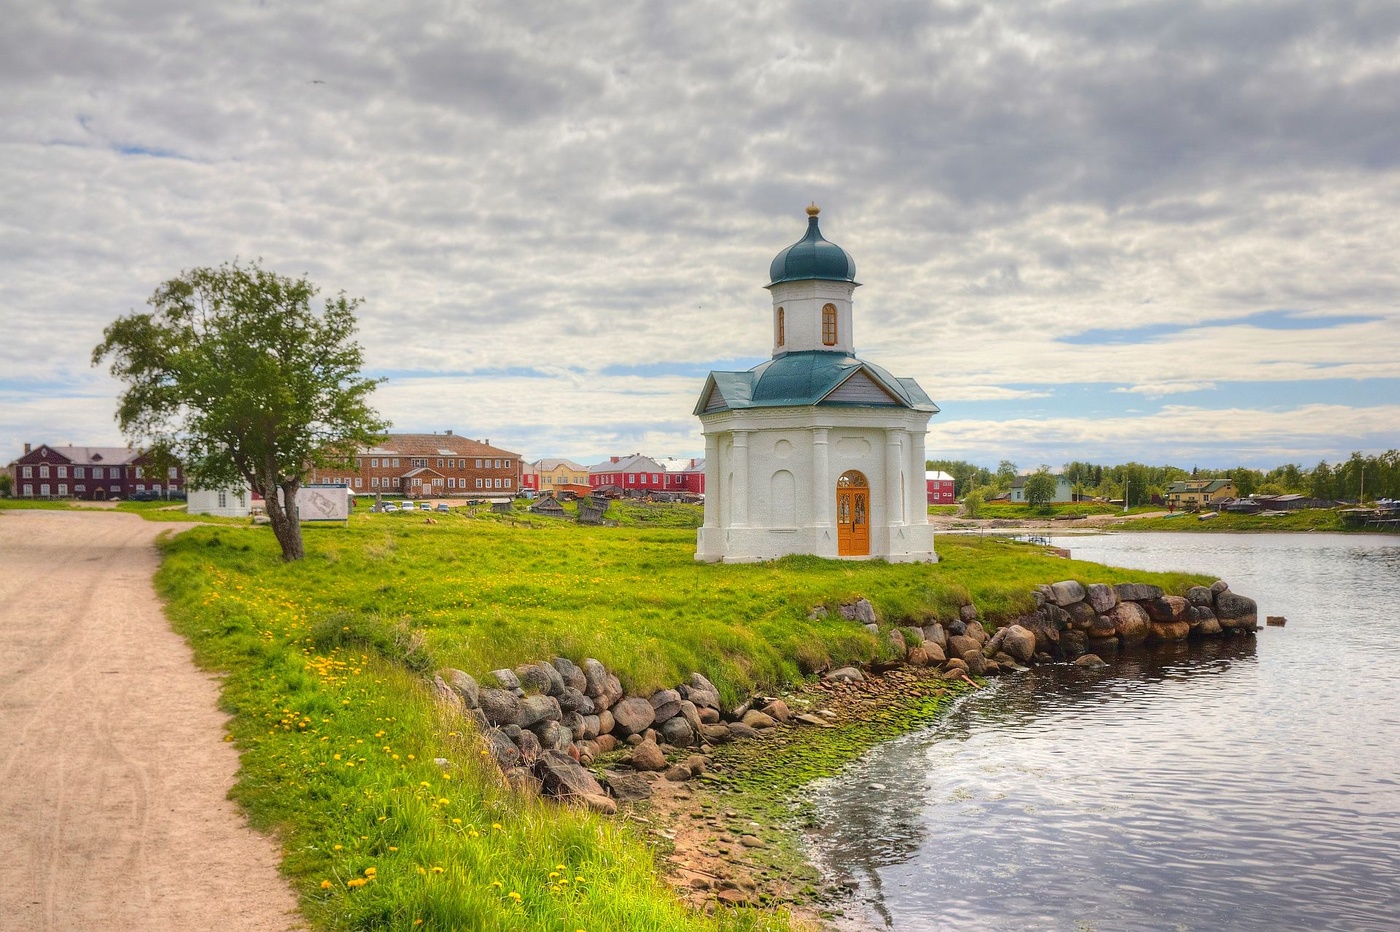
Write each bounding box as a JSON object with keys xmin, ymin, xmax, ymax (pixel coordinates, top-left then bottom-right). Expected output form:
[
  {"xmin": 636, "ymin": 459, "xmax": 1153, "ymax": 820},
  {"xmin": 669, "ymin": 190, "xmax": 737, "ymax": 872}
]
[{"xmin": 256, "ymin": 470, "xmax": 305, "ymax": 561}]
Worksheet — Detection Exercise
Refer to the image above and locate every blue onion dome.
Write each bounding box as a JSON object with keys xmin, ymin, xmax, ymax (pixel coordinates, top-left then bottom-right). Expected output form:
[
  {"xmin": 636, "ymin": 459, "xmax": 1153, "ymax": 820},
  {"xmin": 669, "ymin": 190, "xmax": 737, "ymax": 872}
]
[{"xmin": 768, "ymin": 204, "xmax": 857, "ymax": 286}]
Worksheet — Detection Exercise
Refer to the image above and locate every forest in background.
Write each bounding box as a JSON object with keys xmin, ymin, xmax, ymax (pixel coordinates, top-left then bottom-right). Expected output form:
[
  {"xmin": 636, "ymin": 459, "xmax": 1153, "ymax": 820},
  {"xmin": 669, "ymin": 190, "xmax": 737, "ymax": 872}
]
[{"xmin": 926, "ymin": 450, "xmax": 1400, "ymax": 507}]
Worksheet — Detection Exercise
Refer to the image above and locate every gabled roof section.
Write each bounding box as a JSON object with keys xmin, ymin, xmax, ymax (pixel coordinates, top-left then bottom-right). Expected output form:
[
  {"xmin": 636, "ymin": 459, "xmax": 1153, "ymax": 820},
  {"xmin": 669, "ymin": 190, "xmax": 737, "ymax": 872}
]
[
  {"xmin": 534, "ymin": 458, "xmax": 589, "ymax": 472},
  {"xmin": 588, "ymin": 454, "xmax": 665, "ymax": 474},
  {"xmin": 362, "ymin": 433, "xmax": 520, "ymax": 459},
  {"xmin": 694, "ymin": 352, "xmax": 938, "ymax": 414}
]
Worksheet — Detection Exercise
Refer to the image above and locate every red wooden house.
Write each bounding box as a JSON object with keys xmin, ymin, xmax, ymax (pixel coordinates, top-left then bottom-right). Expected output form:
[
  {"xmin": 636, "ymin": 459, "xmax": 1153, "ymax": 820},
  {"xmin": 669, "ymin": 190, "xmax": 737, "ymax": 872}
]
[
  {"xmin": 7, "ymin": 443, "xmax": 184, "ymax": 500},
  {"xmin": 925, "ymin": 470, "xmax": 955, "ymax": 505}
]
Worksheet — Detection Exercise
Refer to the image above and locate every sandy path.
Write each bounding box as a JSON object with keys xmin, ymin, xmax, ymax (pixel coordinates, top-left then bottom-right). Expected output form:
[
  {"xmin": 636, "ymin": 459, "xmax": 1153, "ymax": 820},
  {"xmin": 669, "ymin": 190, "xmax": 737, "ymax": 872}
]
[{"xmin": 0, "ymin": 510, "xmax": 299, "ymax": 931}]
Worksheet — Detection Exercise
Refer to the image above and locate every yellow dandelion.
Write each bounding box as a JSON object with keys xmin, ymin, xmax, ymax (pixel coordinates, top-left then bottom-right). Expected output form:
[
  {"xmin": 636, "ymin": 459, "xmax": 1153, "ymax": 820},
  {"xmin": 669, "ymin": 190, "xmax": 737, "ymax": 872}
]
[
  {"xmin": 431, "ymin": 866, "xmax": 445, "ymax": 874},
  {"xmin": 492, "ymin": 822, "xmax": 503, "ymax": 831},
  {"xmin": 507, "ymin": 891, "xmax": 522, "ymax": 901},
  {"xmin": 490, "ymin": 881, "xmax": 503, "ymax": 889},
  {"xmin": 319, "ymin": 880, "xmax": 332, "ymax": 890},
  {"xmin": 417, "ymin": 867, "xmax": 427, "ymax": 876},
  {"xmin": 346, "ymin": 878, "xmax": 368, "ymax": 888},
  {"xmin": 389, "ymin": 846, "xmax": 398, "ymax": 852},
  {"xmin": 576, "ymin": 876, "xmax": 585, "ymax": 883},
  {"xmin": 333, "ymin": 844, "xmax": 343, "ymax": 851},
  {"xmin": 364, "ymin": 867, "xmax": 376, "ymax": 877}
]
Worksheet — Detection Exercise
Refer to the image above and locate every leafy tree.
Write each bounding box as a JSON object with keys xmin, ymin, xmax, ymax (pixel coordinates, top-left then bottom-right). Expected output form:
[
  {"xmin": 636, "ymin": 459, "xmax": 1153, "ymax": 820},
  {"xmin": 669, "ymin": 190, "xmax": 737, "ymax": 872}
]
[
  {"xmin": 995, "ymin": 460, "xmax": 1018, "ymax": 489},
  {"xmin": 0, "ymin": 472, "xmax": 11, "ymax": 497},
  {"xmin": 961, "ymin": 487, "xmax": 986, "ymax": 518},
  {"xmin": 93, "ymin": 261, "xmax": 388, "ymax": 561},
  {"xmin": 1023, "ymin": 472, "xmax": 1058, "ymax": 508}
]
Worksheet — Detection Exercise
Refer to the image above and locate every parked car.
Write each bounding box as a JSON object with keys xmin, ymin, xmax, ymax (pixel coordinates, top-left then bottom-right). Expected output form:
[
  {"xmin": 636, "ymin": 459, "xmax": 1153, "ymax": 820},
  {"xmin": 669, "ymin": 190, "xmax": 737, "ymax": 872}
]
[
  {"xmin": 381, "ymin": 503, "xmax": 399, "ymax": 512},
  {"xmin": 418, "ymin": 502, "xmax": 433, "ymax": 512},
  {"xmin": 435, "ymin": 503, "xmax": 450, "ymax": 513}
]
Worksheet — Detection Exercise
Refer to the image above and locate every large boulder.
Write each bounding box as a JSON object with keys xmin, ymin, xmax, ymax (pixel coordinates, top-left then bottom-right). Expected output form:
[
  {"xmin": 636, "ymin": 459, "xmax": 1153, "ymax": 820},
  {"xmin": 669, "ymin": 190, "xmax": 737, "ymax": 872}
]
[
  {"xmin": 576, "ymin": 713, "xmax": 601, "ymax": 741},
  {"xmin": 1087, "ymin": 614, "xmax": 1119, "ymax": 639},
  {"xmin": 611, "ymin": 697, "xmax": 657, "ymax": 737},
  {"xmin": 1104, "ymin": 601, "xmax": 1151, "ymax": 641},
  {"xmin": 1064, "ymin": 601, "xmax": 1099, "ymax": 631},
  {"xmin": 484, "ymin": 728, "xmax": 520, "ymax": 770},
  {"xmin": 1215, "ymin": 592, "xmax": 1258, "ymax": 628},
  {"xmin": 921, "ymin": 623, "xmax": 947, "ymax": 649},
  {"xmin": 443, "ymin": 669, "xmax": 480, "ymax": 708},
  {"xmin": 626, "ymin": 738, "xmax": 668, "ymax": 772},
  {"xmin": 1185, "ymin": 586, "xmax": 1215, "ymax": 607},
  {"xmin": 839, "ymin": 599, "xmax": 877, "ymax": 624},
  {"xmin": 558, "ymin": 687, "xmax": 594, "ymax": 715},
  {"xmin": 947, "ymin": 634, "xmax": 981, "ymax": 658},
  {"xmin": 887, "ymin": 628, "xmax": 907, "ymax": 655},
  {"xmin": 488, "ymin": 669, "xmax": 522, "ymax": 691},
  {"xmin": 650, "ymin": 688, "xmax": 683, "ymax": 724},
  {"xmin": 1049, "ymin": 580, "xmax": 1087, "ymax": 606},
  {"xmin": 960, "ymin": 649, "xmax": 987, "ymax": 676},
  {"xmin": 534, "ymin": 749, "xmax": 605, "ymax": 799},
  {"xmin": 1210, "ymin": 579, "xmax": 1230, "ymax": 594},
  {"xmin": 530, "ymin": 719, "xmax": 572, "ymax": 752},
  {"xmin": 517, "ymin": 662, "xmax": 565, "ymax": 697},
  {"xmin": 1059, "ymin": 629, "xmax": 1087, "ymax": 658},
  {"xmin": 661, "ymin": 716, "xmax": 696, "ymax": 747},
  {"xmin": 923, "ymin": 641, "xmax": 946, "ymax": 664},
  {"xmin": 605, "ymin": 772, "xmax": 654, "ymax": 802},
  {"xmin": 516, "ymin": 694, "xmax": 562, "ymax": 729},
  {"xmin": 582, "ymin": 658, "xmax": 609, "ymax": 698},
  {"xmin": 1145, "ymin": 596, "xmax": 1190, "ymax": 624},
  {"xmin": 514, "ymin": 728, "xmax": 542, "ymax": 764},
  {"xmin": 1113, "ymin": 582, "xmax": 1163, "ymax": 603},
  {"xmin": 478, "ymin": 687, "xmax": 521, "ymax": 727},
  {"xmin": 698, "ymin": 723, "xmax": 733, "ymax": 744},
  {"xmin": 1194, "ymin": 609, "xmax": 1223, "ymax": 636},
  {"xmin": 682, "ymin": 673, "xmax": 721, "ymax": 710},
  {"xmin": 596, "ymin": 709, "xmax": 614, "ymax": 736},
  {"xmin": 741, "ymin": 710, "xmax": 777, "ymax": 730},
  {"xmin": 552, "ymin": 657, "xmax": 588, "ymax": 693},
  {"xmin": 678, "ymin": 699, "xmax": 703, "ymax": 736},
  {"xmin": 1149, "ymin": 621, "xmax": 1191, "ymax": 641},
  {"xmin": 760, "ymin": 699, "xmax": 791, "ymax": 724},
  {"xmin": 1085, "ymin": 583, "xmax": 1118, "ymax": 614},
  {"xmin": 1000, "ymin": 625, "xmax": 1037, "ymax": 663}
]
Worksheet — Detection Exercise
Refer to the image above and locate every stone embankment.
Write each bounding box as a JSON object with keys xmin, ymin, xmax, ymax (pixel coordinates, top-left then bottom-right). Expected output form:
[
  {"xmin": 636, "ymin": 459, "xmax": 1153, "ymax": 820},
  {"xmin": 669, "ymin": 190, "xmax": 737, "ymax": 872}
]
[{"xmin": 432, "ymin": 578, "xmax": 1257, "ymax": 810}]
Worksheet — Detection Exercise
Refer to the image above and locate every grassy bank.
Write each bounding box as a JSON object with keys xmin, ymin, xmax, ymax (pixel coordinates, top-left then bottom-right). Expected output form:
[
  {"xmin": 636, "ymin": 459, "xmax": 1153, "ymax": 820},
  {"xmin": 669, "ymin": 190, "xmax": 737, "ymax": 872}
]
[
  {"xmin": 153, "ymin": 505, "xmax": 1209, "ymax": 930},
  {"xmin": 1121, "ymin": 509, "xmax": 1350, "ymax": 532}
]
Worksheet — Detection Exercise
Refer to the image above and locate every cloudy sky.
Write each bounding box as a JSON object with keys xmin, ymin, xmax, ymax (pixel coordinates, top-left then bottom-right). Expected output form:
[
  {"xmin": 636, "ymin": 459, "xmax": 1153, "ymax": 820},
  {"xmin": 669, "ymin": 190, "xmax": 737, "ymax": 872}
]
[{"xmin": 4, "ymin": 0, "xmax": 1399, "ymax": 472}]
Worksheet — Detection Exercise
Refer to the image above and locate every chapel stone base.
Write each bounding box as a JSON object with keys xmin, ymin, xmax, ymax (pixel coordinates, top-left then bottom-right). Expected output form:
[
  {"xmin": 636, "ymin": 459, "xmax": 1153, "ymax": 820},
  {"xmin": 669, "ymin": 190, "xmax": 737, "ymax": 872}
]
[{"xmin": 696, "ymin": 523, "xmax": 936, "ymax": 564}]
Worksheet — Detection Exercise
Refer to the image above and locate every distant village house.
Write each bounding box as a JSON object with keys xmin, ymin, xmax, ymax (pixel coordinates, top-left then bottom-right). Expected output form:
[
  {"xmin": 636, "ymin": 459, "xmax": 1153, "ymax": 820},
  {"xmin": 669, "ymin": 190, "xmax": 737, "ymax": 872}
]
[
  {"xmin": 305, "ymin": 431, "xmax": 522, "ymax": 498},
  {"xmin": 6, "ymin": 443, "xmax": 184, "ymax": 500},
  {"xmin": 1165, "ymin": 478, "xmax": 1237, "ymax": 509}
]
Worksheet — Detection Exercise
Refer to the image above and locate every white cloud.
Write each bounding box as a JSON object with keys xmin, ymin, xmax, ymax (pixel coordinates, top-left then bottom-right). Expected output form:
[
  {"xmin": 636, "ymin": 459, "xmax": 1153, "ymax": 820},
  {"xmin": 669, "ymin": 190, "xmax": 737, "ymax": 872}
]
[{"xmin": 4, "ymin": 1, "xmax": 1400, "ymax": 467}]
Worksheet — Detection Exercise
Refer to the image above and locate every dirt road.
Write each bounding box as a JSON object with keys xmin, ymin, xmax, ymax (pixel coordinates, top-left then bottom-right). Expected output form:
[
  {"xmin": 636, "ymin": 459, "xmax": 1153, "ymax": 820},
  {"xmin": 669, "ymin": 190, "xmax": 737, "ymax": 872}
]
[{"xmin": 0, "ymin": 510, "xmax": 299, "ymax": 930}]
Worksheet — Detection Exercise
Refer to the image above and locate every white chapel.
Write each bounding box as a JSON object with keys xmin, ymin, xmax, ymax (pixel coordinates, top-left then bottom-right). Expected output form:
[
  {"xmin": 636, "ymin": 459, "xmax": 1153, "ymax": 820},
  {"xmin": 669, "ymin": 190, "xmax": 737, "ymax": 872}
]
[{"xmin": 694, "ymin": 206, "xmax": 940, "ymax": 563}]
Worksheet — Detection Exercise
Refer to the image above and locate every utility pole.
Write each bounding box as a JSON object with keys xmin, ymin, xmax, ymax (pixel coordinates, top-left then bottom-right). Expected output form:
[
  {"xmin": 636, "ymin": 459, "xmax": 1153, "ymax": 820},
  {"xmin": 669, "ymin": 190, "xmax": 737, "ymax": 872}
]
[{"xmin": 1124, "ymin": 477, "xmax": 1129, "ymax": 513}]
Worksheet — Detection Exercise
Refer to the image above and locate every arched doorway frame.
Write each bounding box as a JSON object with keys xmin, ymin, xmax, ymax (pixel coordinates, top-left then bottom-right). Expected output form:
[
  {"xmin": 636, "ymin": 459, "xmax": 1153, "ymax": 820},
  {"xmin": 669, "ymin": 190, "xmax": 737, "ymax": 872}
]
[{"xmin": 836, "ymin": 470, "xmax": 870, "ymax": 556}]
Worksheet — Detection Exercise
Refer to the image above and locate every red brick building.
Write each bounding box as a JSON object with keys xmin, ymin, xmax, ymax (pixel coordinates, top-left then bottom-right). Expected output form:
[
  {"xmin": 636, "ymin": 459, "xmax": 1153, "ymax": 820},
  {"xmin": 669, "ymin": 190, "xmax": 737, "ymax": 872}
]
[
  {"xmin": 306, "ymin": 432, "xmax": 522, "ymax": 498},
  {"xmin": 7, "ymin": 443, "xmax": 184, "ymax": 500}
]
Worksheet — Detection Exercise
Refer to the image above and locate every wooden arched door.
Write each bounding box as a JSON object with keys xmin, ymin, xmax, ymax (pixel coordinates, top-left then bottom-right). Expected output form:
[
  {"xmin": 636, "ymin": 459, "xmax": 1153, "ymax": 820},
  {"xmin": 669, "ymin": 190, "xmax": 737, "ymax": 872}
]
[{"xmin": 836, "ymin": 470, "xmax": 870, "ymax": 556}]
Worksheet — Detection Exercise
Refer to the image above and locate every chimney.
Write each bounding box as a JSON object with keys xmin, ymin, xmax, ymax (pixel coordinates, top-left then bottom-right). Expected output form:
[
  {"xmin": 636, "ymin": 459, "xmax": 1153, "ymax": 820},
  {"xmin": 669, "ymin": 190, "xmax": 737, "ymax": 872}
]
[
  {"xmin": 484, "ymin": 439, "xmax": 489, "ymax": 447},
  {"xmin": 24, "ymin": 443, "xmax": 31, "ymax": 455},
  {"xmin": 611, "ymin": 456, "xmax": 620, "ymax": 463},
  {"xmin": 445, "ymin": 429, "xmax": 452, "ymax": 435}
]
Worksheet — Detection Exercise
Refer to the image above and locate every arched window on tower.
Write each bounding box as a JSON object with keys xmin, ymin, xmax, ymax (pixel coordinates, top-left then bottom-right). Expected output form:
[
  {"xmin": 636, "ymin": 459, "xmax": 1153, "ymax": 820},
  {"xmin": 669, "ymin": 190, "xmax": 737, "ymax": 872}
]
[
  {"xmin": 822, "ymin": 303, "xmax": 838, "ymax": 346},
  {"xmin": 776, "ymin": 307, "xmax": 785, "ymax": 347}
]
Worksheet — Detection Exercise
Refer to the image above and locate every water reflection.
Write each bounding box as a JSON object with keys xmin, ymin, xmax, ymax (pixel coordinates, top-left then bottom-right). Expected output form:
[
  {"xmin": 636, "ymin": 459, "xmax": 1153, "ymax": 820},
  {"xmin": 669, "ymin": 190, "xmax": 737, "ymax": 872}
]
[{"xmin": 808, "ymin": 533, "xmax": 1400, "ymax": 931}]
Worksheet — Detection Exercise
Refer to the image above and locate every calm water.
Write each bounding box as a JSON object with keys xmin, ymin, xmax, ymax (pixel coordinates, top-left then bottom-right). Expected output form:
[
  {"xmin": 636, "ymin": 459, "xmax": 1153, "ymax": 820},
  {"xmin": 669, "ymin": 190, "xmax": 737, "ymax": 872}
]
[{"xmin": 808, "ymin": 532, "xmax": 1400, "ymax": 931}]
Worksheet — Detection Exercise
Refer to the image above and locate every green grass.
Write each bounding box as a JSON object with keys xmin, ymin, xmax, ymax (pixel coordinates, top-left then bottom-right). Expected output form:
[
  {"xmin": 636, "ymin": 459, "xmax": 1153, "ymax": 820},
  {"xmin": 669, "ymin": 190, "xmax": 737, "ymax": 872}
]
[
  {"xmin": 1124, "ymin": 508, "xmax": 1351, "ymax": 532},
  {"xmin": 154, "ymin": 512, "xmax": 1209, "ymax": 930},
  {"xmin": 972, "ymin": 502, "xmax": 1157, "ymax": 519}
]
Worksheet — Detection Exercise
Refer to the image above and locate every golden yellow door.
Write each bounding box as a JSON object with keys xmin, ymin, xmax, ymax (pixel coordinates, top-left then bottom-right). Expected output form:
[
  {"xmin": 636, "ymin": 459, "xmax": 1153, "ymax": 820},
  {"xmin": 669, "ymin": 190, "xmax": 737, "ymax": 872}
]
[{"xmin": 836, "ymin": 471, "xmax": 870, "ymax": 556}]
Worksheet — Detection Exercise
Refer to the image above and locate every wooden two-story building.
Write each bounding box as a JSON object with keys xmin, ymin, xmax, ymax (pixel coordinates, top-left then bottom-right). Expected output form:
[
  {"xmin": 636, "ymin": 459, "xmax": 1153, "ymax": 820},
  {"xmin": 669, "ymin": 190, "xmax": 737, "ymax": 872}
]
[
  {"xmin": 1165, "ymin": 478, "xmax": 1237, "ymax": 509},
  {"xmin": 6, "ymin": 443, "xmax": 184, "ymax": 500},
  {"xmin": 306, "ymin": 432, "xmax": 522, "ymax": 498}
]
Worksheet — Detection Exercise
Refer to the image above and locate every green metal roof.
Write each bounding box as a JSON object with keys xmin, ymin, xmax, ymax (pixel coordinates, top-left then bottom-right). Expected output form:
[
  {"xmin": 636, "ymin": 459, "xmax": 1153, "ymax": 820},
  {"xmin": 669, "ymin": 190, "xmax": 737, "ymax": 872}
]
[
  {"xmin": 768, "ymin": 210, "xmax": 857, "ymax": 286},
  {"xmin": 695, "ymin": 351, "xmax": 939, "ymax": 415}
]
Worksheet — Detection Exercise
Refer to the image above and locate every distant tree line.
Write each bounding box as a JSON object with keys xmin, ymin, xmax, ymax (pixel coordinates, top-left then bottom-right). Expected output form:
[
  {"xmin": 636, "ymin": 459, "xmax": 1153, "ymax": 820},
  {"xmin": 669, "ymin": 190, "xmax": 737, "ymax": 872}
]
[{"xmin": 927, "ymin": 451, "xmax": 1400, "ymax": 505}]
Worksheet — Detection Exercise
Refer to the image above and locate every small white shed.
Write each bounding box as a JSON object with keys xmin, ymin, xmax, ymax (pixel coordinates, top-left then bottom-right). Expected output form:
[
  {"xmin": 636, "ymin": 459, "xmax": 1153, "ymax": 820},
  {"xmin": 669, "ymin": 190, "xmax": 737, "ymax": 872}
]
[{"xmin": 188, "ymin": 483, "xmax": 252, "ymax": 518}]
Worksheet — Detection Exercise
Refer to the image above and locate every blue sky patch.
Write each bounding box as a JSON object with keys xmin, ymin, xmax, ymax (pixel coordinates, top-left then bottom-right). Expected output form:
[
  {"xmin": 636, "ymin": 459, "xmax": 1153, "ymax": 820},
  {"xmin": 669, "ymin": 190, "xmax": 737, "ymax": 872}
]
[{"xmin": 1059, "ymin": 309, "xmax": 1383, "ymax": 346}]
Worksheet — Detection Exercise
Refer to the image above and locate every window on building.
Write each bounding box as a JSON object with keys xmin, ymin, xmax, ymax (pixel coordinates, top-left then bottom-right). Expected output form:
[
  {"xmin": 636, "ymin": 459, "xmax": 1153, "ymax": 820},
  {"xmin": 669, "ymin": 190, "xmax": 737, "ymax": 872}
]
[
  {"xmin": 153, "ymin": 483, "xmax": 161, "ymax": 493},
  {"xmin": 354, "ymin": 477, "xmax": 363, "ymax": 488},
  {"xmin": 475, "ymin": 478, "xmax": 483, "ymax": 488},
  {"xmin": 22, "ymin": 484, "xmax": 32, "ymax": 496},
  {"xmin": 822, "ymin": 303, "xmax": 838, "ymax": 345},
  {"xmin": 135, "ymin": 467, "xmax": 144, "ymax": 478},
  {"xmin": 41, "ymin": 484, "xmax": 50, "ymax": 496},
  {"xmin": 57, "ymin": 466, "xmax": 68, "ymax": 478},
  {"xmin": 392, "ymin": 458, "xmax": 400, "ymax": 467},
  {"xmin": 776, "ymin": 307, "xmax": 785, "ymax": 346},
  {"xmin": 39, "ymin": 465, "xmax": 49, "ymax": 478},
  {"xmin": 76, "ymin": 484, "xmax": 86, "ymax": 493},
  {"xmin": 22, "ymin": 466, "xmax": 31, "ymax": 478},
  {"xmin": 58, "ymin": 483, "xmax": 68, "ymax": 496},
  {"xmin": 504, "ymin": 478, "xmax": 512, "ymax": 488},
  {"xmin": 168, "ymin": 466, "xmax": 178, "ymax": 478},
  {"xmin": 412, "ymin": 458, "xmax": 426, "ymax": 467},
  {"xmin": 75, "ymin": 467, "xmax": 85, "ymax": 478},
  {"xmin": 218, "ymin": 491, "xmax": 227, "ymax": 508},
  {"xmin": 136, "ymin": 484, "xmax": 144, "ymax": 492},
  {"xmin": 448, "ymin": 478, "xmax": 455, "ymax": 489},
  {"xmin": 371, "ymin": 458, "xmax": 378, "ymax": 468},
  {"xmin": 627, "ymin": 474, "xmax": 634, "ymax": 483},
  {"xmin": 437, "ymin": 458, "xmax": 443, "ymax": 467},
  {"xmin": 476, "ymin": 459, "xmax": 483, "ymax": 468}
]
